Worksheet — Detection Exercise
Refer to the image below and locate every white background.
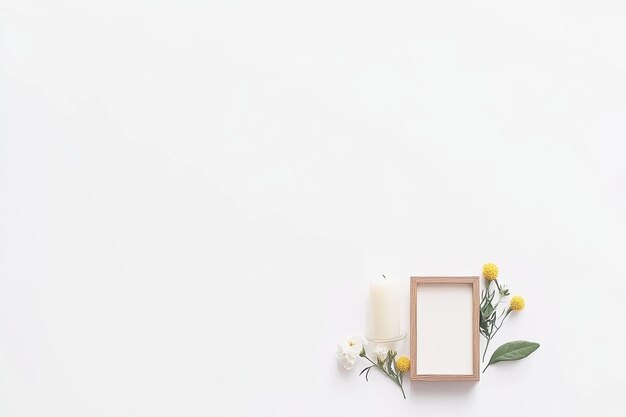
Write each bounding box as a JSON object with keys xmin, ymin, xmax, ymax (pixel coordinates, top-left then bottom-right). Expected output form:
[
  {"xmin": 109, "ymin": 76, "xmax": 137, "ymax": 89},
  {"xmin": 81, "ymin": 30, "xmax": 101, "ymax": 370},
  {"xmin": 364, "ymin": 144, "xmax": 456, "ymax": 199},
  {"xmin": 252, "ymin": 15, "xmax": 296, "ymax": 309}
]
[{"xmin": 1, "ymin": 1, "xmax": 625, "ymax": 416}]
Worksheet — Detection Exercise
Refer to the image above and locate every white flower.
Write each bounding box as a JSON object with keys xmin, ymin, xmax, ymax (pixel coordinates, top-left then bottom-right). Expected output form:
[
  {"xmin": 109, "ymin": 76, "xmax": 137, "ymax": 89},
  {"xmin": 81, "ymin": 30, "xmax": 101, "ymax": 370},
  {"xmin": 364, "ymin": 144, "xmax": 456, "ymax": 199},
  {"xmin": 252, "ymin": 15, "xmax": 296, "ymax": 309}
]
[
  {"xmin": 372, "ymin": 345, "xmax": 389, "ymax": 362},
  {"xmin": 336, "ymin": 349, "xmax": 357, "ymax": 370},
  {"xmin": 336, "ymin": 335, "xmax": 366, "ymax": 370}
]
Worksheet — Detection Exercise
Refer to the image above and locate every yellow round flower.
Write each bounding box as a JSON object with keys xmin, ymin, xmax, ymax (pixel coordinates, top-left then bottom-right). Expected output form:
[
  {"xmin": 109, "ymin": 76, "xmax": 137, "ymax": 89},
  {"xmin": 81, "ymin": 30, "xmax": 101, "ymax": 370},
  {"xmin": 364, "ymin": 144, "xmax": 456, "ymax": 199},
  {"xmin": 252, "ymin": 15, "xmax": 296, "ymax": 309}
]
[
  {"xmin": 395, "ymin": 356, "xmax": 410, "ymax": 373},
  {"xmin": 482, "ymin": 263, "xmax": 499, "ymax": 281},
  {"xmin": 510, "ymin": 295, "xmax": 525, "ymax": 311}
]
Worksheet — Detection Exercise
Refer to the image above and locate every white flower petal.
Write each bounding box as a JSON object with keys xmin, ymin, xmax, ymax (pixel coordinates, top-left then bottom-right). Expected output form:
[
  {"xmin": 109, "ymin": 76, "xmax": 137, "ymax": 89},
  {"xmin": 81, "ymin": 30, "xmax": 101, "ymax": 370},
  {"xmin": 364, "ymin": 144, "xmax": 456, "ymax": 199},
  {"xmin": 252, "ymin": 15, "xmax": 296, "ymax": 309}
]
[
  {"xmin": 372, "ymin": 346, "xmax": 389, "ymax": 362},
  {"xmin": 336, "ymin": 334, "xmax": 366, "ymax": 370}
]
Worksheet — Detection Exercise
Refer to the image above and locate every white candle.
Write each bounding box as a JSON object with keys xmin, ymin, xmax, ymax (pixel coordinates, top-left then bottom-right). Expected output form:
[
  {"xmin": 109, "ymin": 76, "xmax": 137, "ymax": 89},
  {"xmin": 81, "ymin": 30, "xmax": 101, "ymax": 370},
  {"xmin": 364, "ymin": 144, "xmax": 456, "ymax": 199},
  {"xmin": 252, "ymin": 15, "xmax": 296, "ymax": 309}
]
[{"xmin": 369, "ymin": 276, "xmax": 400, "ymax": 340}]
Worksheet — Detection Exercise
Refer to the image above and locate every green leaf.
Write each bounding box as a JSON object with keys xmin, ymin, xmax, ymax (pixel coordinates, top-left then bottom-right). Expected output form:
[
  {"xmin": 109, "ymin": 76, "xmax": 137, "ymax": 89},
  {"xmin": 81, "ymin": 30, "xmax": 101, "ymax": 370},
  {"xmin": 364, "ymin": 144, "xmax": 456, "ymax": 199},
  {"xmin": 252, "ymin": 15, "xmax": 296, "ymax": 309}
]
[
  {"xmin": 359, "ymin": 365, "xmax": 373, "ymax": 377},
  {"xmin": 479, "ymin": 312, "xmax": 489, "ymax": 335},
  {"xmin": 386, "ymin": 353, "xmax": 397, "ymax": 379},
  {"xmin": 484, "ymin": 340, "xmax": 540, "ymax": 372},
  {"xmin": 481, "ymin": 301, "xmax": 494, "ymax": 318}
]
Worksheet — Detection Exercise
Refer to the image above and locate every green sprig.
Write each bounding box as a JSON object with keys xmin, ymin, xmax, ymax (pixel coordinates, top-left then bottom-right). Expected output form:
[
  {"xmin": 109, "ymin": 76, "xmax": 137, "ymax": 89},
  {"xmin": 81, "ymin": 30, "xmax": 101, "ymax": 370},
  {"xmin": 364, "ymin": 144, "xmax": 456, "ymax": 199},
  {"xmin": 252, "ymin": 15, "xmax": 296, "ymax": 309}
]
[
  {"xmin": 359, "ymin": 349, "xmax": 406, "ymax": 399},
  {"xmin": 480, "ymin": 282, "xmax": 513, "ymax": 362},
  {"xmin": 480, "ymin": 272, "xmax": 539, "ymax": 371}
]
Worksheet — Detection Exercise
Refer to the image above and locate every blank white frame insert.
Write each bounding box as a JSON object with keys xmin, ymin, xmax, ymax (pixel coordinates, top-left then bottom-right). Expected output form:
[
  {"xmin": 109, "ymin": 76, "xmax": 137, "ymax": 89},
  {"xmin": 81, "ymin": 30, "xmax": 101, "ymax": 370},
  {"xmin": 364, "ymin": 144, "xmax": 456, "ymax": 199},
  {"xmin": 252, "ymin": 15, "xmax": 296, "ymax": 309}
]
[{"xmin": 410, "ymin": 276, "xmax": 479, "ymax": 381}]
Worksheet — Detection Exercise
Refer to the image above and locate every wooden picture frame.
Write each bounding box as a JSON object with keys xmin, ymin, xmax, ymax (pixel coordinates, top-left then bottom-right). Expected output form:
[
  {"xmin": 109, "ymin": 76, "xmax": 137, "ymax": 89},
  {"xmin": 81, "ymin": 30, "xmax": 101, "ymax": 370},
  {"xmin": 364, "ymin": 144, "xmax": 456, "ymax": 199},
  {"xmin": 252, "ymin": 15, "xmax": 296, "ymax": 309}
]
[{"xmin": 409, "ymin": 276, "xmax": 480, "ymax": 381}]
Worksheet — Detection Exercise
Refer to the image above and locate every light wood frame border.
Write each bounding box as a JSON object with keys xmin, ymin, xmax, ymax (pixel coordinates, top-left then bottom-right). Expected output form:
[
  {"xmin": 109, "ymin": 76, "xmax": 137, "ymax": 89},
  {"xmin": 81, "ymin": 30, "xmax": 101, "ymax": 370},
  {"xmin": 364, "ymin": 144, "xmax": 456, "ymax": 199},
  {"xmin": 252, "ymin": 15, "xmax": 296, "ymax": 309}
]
[{"xmin": 409, "ymin": 276, "xmax": 480, "ymax": 381}]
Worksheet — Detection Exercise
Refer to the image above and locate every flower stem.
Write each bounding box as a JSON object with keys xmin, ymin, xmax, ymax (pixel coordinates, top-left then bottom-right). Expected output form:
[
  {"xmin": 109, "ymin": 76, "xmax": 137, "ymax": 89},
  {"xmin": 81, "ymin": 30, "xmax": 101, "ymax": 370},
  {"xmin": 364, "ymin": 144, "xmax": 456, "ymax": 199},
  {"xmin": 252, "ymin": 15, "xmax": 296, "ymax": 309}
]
[
  {"xmin": 399, "ymin": 379, "xmax": 406, "ymax": 399},
  {"xmin": 482, "ymin": 338, "xmax": 491, "ymax": 362},
  {"xmin": 491, "ymin": 309, "xmax": 511, "ymax": 339},
  {"xmin": 482, "ymin": 308, "xmax": 512, "ymax": 362}
]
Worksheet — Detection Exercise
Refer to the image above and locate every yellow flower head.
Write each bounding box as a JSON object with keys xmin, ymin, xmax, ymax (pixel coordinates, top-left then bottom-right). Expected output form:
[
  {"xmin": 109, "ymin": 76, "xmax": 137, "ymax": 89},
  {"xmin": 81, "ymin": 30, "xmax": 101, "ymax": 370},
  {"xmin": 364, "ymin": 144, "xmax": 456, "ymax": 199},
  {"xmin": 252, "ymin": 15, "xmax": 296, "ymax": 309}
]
[
  {"xmin": 510, "ymin": 295, "xmax": 525, "ymax": 311},
  {"xmin": 395, "ymin": 356, "xmax": 410, "ymax": 373},
  {"xmin": 482, "ymin": 263, "xmax": 499, "ymax": 281}
]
